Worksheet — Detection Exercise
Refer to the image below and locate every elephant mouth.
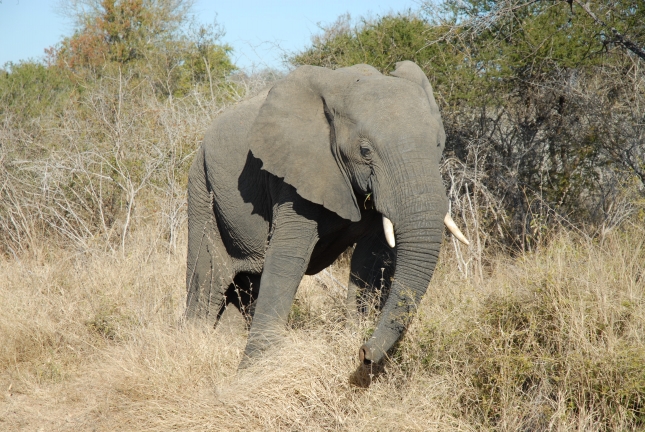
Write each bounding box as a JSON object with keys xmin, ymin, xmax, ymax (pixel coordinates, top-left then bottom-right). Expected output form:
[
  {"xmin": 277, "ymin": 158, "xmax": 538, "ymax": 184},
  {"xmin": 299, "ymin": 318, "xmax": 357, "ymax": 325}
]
[{"xmin": 379, "ymin": 213, "xmax": 469, "ymax": 249}]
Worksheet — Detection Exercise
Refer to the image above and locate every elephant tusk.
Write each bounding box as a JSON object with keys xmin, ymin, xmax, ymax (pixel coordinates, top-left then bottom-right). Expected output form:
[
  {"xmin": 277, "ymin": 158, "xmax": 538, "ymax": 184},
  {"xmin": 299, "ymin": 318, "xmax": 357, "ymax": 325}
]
[
  {"xmin": 444, "ymin": 213, "xmax": 470, "ymax": 246},
  {"xmin": 383, "ymin": 216, "xmax": 395, "ymax": 248}
]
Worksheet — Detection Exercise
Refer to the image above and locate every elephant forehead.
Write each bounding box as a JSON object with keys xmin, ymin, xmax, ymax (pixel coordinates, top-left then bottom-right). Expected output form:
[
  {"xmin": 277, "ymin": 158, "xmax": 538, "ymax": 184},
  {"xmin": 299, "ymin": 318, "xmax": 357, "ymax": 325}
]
[
  {"xmin": 353, "ymin": 100, "xmax": 438, "ymax": 133},
  {"xmin": 335, "ymin": 64, "xmax": 381, "ymax": 76},
  {"xmin": 354, "ymin": 112, "xmax": 444, "ymax": 155},
  {"xmin": 374, "ymin": 126, "xmax": 442, "ymax": 151},
  {"xmin": 342, "ymin": 78, "xmax": 432, "ymax": 116}
]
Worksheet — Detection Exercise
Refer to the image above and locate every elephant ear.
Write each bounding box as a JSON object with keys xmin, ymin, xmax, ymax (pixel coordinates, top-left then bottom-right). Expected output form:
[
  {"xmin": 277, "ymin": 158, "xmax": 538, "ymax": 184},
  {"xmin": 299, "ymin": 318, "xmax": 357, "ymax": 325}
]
[
  {"xmin": 390, "ymin": 61, "xmax": 445, "ymax": 151},
  {"xmin": 390, "ymin": 61, "xmax": 441, "ymax": 118},
  {"xmin": 248, "ymin": 66, "xmax": 361, "ymax": 222}
]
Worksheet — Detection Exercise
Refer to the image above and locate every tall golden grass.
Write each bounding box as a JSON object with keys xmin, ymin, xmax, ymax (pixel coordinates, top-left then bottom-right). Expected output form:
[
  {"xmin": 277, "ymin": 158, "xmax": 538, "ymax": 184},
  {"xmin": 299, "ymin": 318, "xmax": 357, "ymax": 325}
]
[{"xmin": 1, "ymin": 222, "xmax": 644, "ymax": 431}]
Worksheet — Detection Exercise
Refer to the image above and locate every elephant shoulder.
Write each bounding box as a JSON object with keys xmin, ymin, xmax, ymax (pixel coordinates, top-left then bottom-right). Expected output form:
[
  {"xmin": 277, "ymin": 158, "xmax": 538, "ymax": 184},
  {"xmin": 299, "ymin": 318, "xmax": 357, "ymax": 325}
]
[{"xmin": 203, "ymin": 88, "xmax": 270, "ymax": 153}]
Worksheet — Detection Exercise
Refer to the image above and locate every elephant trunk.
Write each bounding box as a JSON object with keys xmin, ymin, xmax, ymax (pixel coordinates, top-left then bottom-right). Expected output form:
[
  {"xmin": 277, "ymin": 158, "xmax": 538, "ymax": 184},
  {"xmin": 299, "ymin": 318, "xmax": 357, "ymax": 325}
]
[{"xmin": 361, "ymin": 171, "xmax": 447, "ymax": 364}]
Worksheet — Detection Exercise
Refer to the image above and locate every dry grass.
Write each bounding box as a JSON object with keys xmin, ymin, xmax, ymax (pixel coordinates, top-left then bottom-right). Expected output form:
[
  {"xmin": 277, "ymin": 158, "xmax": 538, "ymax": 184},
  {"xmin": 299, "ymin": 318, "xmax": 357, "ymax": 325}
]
[{"xmin": 1, "ymin": 223, "xmax": 644, "ymax": 431}]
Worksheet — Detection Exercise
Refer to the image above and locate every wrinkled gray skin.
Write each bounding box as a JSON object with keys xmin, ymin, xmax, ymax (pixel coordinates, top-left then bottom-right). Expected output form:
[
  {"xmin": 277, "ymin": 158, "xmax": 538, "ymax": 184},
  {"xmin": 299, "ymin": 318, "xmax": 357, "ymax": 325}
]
[{"xmin": 186, "ymin": 61, "xmax": 448, "ymax": 367}]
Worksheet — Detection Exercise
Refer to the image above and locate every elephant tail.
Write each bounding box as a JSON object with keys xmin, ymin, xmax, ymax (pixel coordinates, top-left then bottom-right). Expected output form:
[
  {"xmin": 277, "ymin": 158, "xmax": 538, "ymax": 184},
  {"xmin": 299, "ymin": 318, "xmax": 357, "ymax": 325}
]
[{"xmin": 185, "ymin": 146, "xmax": 231, "ymax": 326}]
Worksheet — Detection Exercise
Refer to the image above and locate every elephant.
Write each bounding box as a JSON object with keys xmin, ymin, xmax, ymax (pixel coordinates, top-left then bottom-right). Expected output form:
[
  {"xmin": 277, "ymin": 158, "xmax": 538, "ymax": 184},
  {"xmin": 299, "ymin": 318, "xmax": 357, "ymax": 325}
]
[{"xmin": 185, "ymin": 60, "xmax": 469, "ymax": 367}]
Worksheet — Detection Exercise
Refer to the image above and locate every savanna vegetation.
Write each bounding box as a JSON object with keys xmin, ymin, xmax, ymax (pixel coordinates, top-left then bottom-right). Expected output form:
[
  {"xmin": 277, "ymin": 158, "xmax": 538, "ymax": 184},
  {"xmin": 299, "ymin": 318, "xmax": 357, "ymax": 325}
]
[{"xmin": 1, "ymin": 0, "xmax": 644, "ymax": 430}]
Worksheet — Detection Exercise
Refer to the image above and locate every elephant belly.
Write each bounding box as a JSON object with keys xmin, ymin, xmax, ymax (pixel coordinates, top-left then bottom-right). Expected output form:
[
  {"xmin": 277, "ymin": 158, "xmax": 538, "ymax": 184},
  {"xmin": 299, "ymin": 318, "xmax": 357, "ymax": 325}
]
[{"xmin": 306, "ymin": 212, "xmax": 379, "ymax": 275}]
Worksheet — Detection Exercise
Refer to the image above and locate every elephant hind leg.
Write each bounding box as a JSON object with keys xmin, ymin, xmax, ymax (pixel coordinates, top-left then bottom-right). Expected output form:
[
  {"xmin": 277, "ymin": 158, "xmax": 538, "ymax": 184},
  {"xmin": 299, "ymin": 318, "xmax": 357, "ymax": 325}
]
[
  {"xmin": 347, "ymin": 231, "xmax": 396, "ymax": 318},
  {"xmin": 185, "ymin": 148, "xmax": 233, "ymax": 327}
]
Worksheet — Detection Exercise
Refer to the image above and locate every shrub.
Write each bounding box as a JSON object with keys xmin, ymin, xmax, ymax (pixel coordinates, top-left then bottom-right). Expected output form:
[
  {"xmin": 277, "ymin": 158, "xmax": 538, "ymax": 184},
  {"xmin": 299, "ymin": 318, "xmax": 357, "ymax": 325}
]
[{"xmin": 402, "ymin": 226, "xmax": 645, "ymax": 429}]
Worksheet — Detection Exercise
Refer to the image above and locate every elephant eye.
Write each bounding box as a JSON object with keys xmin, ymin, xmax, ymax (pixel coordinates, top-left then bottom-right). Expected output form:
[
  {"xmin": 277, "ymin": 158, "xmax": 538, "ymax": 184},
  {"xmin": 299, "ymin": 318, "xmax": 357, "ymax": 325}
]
[{"xmin": 360, "ymin": 145, "xmax": 372, "ymax": 159}]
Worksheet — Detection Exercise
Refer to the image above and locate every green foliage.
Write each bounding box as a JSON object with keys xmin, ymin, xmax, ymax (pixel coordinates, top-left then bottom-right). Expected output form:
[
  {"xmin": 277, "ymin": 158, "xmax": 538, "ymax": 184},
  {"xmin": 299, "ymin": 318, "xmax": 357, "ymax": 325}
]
[
  {"xmin": 172, "ymin": 25, "xmax": 237, "ymax": 95},
  {"xmin": 0, "ymin": 61, "xmax": 73, "ymax": 129},
  {"xmin": 293, "ymin": 14, "xmax": 440, "ymax": 72},
  {"xmin": 437, "ymin": 0, "xmax": 645, "ymax": 83}
]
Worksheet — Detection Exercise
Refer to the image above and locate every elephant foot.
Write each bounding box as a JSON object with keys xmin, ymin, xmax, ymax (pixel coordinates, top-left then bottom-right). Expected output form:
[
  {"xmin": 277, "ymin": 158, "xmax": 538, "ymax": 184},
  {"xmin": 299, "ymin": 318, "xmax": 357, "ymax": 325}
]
[
  {"xmin": 237, "ymin": 345, "xmax": 273, "ymax": 371},
  {"xmin": 237, "ymin": 328, "xmax": 286, "ymax": 370}
]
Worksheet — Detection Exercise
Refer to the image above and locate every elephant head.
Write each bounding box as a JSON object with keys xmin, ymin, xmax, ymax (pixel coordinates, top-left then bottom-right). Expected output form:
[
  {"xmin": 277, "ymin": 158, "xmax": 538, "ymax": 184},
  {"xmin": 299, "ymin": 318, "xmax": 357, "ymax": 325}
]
[{"xmin": 249, "ymin": 61, "xmax": 467, "ymax": 364}]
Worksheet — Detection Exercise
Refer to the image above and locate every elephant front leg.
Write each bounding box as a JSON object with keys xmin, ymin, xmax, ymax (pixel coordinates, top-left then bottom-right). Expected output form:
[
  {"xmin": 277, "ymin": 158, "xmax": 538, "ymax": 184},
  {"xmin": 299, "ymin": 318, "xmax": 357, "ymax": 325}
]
[
  {"xmin": 240, "ymin": 194, "xmax": 320, "ymax": 367},
  {"xmin": 347, "ymin": 230, "xmax": 396, "ymax": 319}
]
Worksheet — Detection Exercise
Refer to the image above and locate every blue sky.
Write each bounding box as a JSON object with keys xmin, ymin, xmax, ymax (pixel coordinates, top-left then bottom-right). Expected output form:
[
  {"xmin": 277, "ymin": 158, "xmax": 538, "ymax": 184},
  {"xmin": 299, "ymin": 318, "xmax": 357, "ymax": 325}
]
[{"xmin": 0, "ymin": 0, "xmax": 421, "ymax": 71}]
